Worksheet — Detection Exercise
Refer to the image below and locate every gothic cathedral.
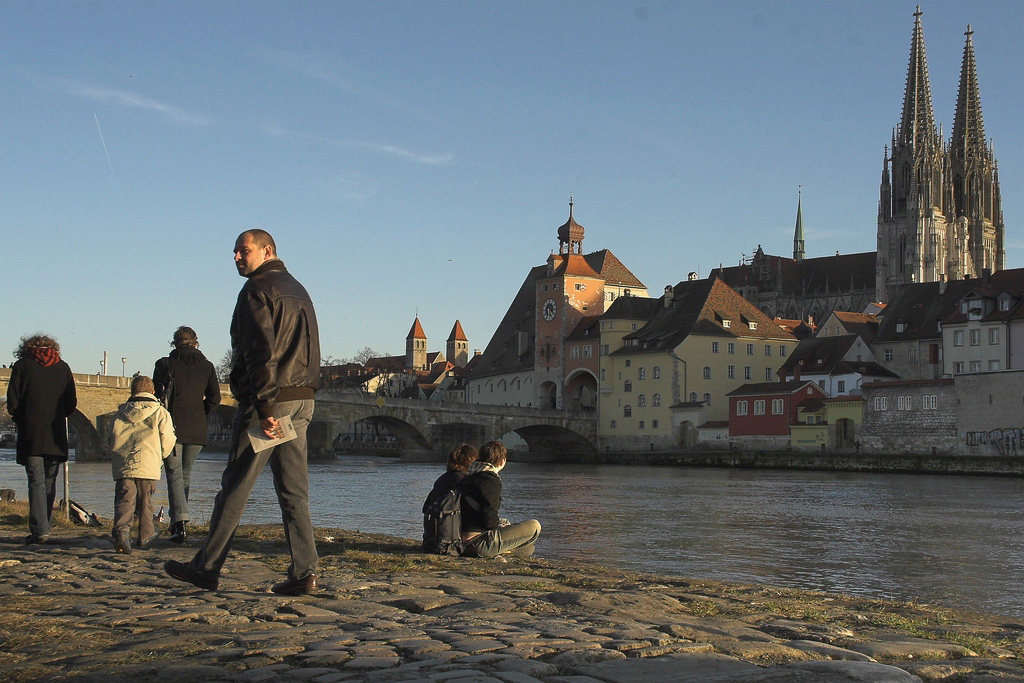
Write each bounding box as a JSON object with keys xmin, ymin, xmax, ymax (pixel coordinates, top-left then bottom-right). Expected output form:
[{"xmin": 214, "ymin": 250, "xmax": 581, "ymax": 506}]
[{"xmin": 876, "ymin": 7, "xmax": 1005, "ymax": 303}]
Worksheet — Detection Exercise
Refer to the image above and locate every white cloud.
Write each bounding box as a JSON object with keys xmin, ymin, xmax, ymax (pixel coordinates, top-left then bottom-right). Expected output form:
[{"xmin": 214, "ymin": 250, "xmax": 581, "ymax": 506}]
[
  {"xmin": 264, "ymin": 124, "xmax": 452, "ymax": 166},
  {"xmin": 48, "ymin": 79, "xmax": 212, "ymax": 125}
]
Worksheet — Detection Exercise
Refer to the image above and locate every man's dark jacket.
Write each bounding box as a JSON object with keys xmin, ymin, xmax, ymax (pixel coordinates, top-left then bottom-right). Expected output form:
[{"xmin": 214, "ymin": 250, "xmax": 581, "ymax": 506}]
[
  {"xmin": 153, "ymin": 346, "xmax": 222, "ymax": 445},
  {"xmin": 458, "ymin": 470, "xmax": 502, "ymax": 533},
  {"xmin": 6, "ymin": 357, "xmax": 78, "ymax": 465},
  {"xmin": 230, "ymin": 259, "xmax": 320, "ymax": 419}
]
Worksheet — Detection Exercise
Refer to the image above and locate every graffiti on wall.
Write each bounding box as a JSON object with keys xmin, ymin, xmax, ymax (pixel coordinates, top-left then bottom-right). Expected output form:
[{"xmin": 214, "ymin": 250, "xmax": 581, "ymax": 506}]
[{"xmin": 965, "ymin": 429, "xmax": 1024, "ymax": 456}]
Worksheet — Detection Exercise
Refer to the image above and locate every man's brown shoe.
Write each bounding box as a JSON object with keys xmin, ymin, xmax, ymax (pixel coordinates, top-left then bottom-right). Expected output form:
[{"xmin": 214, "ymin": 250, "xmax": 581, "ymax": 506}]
[
  {"xmin": 164, "ymin": 560, "xmax": 219, "ymax": 590},
  {"xmin": 272, "ymin": 573, "xmax": 317, "ymax": 595}
]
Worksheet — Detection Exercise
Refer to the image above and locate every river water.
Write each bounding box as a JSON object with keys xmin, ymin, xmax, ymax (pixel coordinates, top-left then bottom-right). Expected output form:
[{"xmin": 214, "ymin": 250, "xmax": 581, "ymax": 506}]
[{"xmin": 2, "ymin": 448, "xmax": 1022, "ymax": 617}]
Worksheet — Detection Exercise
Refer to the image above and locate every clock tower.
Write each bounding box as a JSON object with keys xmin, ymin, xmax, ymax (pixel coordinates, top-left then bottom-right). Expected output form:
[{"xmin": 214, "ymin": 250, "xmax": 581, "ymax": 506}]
[{"xmin": 535, "ymin": 198, "xmax": 604, "ymax": 409}]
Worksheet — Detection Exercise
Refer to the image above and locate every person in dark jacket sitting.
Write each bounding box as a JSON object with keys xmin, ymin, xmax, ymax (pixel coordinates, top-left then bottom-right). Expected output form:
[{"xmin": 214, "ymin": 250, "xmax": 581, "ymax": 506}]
[
  {"xmin": 459, "ymin": 440, "xmax": 540, "ymax": 558},
  {"xmin": 421, "ymin": 443, "xmax": 477, "ymax": 552},
  {"xmin": 153, "ymin": 325, "xmax": 221, "ymax": 544}
]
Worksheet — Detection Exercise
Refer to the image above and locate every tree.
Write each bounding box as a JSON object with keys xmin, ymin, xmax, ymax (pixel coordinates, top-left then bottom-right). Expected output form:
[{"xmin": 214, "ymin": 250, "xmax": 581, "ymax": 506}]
[
  {"xmin": 216, "ymin": 350, "xmax": 232, "ymax": 383},
  {"xmin": 350, "ymin": 347, "xmax": 381, "ymax": 366}
]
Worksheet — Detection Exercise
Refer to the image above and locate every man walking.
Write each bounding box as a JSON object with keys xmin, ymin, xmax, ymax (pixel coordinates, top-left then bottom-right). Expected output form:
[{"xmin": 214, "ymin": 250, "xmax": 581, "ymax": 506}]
[
  {"xmin": 165, "ymin": 229, "xmax": 321, "ymax": 595},
  {"xmin": 154, "ymin": 326, "xmax": 221, "ymax": 545}
]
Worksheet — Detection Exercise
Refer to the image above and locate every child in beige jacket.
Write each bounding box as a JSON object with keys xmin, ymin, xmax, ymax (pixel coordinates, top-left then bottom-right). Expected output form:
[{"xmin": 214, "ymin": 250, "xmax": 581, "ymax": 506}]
[{"xmin": 105, "ymin": 375, "xmax": 176, "ymax": 554}]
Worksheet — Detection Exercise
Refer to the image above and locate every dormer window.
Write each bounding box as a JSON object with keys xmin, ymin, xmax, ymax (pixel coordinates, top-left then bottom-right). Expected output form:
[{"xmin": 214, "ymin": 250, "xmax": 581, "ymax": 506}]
[
  {"xmin": 748, "ymin": 321, "xmax": 757, "ymax": 330},
  {"xmin": 968, "ymin": 306, "xmax": 982, "ymax": 320},
  {"xmin": 999, "ymin": 299, "xmax": 1010, "ymax": 311},
  {"xmin": 896, "ymin": 322, "xmax": 906, "ymax": 333},
  {"xmin": 722, "ymin": 319, "xmax": 731, "ymax": 328}
]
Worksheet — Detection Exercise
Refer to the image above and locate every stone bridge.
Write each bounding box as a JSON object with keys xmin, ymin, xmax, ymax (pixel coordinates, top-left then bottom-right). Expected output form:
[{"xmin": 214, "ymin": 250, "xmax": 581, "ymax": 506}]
[
  {"xmin": 2, "ymin": 370, "xmax": 597, "ymax": 461},
  {"xmin": 0, "ymin": 369, "xmax": 236, "ymax": 461},
  {"xmin": 309, "ymin": 391, "xmax": 598, "ymax": 459}
]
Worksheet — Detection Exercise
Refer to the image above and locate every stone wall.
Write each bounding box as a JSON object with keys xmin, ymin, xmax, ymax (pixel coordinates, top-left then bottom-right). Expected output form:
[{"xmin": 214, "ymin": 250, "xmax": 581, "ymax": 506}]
[
  {"xmin": 860, "ymin": 379, "xmax": 958, "ymax": 455},
  {"xmin": 957, "ymin": 370, "xmax": 1024, "ymax": 456}
]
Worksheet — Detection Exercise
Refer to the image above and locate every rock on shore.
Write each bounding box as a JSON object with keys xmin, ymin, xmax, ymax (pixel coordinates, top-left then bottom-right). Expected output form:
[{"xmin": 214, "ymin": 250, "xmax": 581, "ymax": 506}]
[{"xmin": 1, "ymin": 523, "xmax": 1022, "ymax": 682}]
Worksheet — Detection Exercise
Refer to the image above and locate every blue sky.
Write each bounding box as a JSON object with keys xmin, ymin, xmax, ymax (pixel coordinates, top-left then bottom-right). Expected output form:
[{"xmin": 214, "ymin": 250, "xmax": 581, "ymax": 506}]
[{"xmin": 3, "ymin": 1, "xmax": 1022, "ymax": 376}]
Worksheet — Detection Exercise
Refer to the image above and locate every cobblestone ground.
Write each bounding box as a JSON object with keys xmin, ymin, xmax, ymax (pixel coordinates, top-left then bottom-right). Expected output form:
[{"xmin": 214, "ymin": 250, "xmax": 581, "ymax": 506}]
[{"xmin": 2, "ymin": 526, "xmax": 1023, "ymax": 682}]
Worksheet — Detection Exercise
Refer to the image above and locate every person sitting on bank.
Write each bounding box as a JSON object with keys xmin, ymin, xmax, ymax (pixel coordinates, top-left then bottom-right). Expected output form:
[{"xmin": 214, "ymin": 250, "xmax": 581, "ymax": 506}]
[
  {"xmin": 423, "ymin": 443, "xmax": 477, "ymax": 512},
  {"xmin": 459, "ymin": 441, "xmax": 540, "ymax": 558},
  {"xmin": 105, "ymin": 375, "xmax": 176, "ymax": 555}
]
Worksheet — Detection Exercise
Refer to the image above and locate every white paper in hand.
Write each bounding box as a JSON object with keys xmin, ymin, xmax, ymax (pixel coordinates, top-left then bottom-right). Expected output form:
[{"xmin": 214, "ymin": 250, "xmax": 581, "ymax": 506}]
[{"xmin": 247, "ymin": 414, "xmax": 298, "ymax": 453}]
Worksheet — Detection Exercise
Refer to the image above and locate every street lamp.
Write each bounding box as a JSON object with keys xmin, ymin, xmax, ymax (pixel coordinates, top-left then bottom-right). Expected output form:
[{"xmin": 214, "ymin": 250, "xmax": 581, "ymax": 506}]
[{"xmin": 121, "ymin": 357, "xmax": 127, "ymax": 377}]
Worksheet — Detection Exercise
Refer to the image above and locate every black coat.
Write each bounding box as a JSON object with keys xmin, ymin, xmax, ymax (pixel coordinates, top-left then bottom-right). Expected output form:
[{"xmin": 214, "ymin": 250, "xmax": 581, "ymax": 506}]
[
  {"xmin": 6, "ymin": 357, "xmax": 77, "ymax": 465},
  {"xmin": 153, "ymin": 346, "xmax": 221, "ymax": 445},
  {"xmin": 422, "ymin": 470, "xmax": 465, "ymax": 514},
  {"xmin": 230, "ymin": 259, "xmax": 320, "ymax": 418},
  {"xmin": 458, "ymin": 470, "xmax": 502, "ymax": 533}
]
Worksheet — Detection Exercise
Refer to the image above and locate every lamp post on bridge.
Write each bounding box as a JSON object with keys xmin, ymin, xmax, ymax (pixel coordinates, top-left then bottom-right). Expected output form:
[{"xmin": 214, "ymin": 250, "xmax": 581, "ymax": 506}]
[{"xmin": 121, "ymin": 357, "xmax": 127, "ymax": 377}]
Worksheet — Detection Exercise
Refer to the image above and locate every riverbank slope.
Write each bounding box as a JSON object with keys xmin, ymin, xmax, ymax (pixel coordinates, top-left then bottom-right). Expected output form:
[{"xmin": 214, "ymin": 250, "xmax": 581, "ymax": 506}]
[{"xmin": 1, "ymin": 503, "xmax": 1022, "ymax": 682}]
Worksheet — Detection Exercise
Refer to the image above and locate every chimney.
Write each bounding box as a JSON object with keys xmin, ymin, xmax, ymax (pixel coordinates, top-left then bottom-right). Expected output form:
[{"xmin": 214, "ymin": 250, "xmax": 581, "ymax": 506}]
[{"xmin": 663, "ymin": 285, "xmax": 674, "ymax": 307}]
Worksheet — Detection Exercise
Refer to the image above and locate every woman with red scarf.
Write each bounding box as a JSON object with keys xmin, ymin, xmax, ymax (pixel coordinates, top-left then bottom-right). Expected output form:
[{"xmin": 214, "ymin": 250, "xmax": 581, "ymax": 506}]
[{"xmin": 6, "ymin": 334, "xmax": 77, "ymax": 543}]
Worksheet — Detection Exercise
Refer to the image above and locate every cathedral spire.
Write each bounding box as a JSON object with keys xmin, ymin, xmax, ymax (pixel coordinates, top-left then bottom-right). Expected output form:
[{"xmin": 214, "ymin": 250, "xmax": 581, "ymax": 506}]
[
  {"xmin": 950, "ymin": 23, "xmax": 987, "ymax": 218},
  {"xmin": 793, "ymin": 187, "xmax": 805, "ymax": 262},
  {"xmin": 897, "ymin": 6, "xmax": 939, "ymax": 153}
]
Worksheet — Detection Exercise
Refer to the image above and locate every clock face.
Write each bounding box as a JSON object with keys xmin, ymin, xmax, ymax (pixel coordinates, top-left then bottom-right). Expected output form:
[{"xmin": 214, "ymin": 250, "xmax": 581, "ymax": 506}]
[{"xmin": 542, "ymin": 298, "xmax": 557, "ymax": 321}]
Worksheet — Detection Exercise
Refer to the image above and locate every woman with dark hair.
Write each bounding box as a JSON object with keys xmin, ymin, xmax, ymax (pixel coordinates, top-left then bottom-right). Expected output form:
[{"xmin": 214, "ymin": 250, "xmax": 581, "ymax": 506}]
[
  {"xmin": 459, "ymin": 440, "xmax": 541, "ymax": 558},
  {"xmin": 421, "ymin": 443, "xmax": 477, "ymax": 553},
  {"xmin": 5, "ymin": 334, "xmax": 77, "ymax": 544}
]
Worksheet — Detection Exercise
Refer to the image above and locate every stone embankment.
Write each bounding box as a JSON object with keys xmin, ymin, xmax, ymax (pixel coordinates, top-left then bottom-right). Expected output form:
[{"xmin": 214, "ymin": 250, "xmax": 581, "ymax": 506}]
[{"xmin": 2, "ymin": 521, "xmax": 1023, "ymax": 682}]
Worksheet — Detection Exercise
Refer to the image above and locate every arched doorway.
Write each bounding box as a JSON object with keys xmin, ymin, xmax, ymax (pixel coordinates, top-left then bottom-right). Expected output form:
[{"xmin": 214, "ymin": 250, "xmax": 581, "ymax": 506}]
[
  {"xmin": 538, "ymin": 381, "xmax": 558, "ymax": 410},
  {"xmin": 834, "ymin": 418, "xmax": 855, "ymax": 449}
]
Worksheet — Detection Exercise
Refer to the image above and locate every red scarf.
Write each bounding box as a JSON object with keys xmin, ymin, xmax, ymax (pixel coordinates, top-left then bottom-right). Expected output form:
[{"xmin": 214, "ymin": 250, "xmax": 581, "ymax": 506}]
[{"xmin": 27, "ymin": 347, "xmax": 60, "ymax": 367}]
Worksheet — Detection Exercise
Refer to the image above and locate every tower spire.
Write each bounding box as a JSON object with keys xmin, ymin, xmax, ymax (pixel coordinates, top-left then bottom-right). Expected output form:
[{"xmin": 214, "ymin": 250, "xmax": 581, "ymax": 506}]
[
  {"xmin": 950, "ymin": 23, "xmax": 987, "ymax": 218},
  {"xmin": 793, "ymin": 186, "xmax": 805, "ymax": 262},
  {"xmin": 897, "ymin": 5, "xmax": 939, "ymax": 153}
]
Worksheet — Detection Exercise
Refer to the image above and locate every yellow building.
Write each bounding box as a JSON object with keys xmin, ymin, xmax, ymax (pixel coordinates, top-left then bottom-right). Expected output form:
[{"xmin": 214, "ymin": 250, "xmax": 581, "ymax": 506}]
[{"xmin": 599, "ymin": 274, "xmax": 798, "ymax": 450}]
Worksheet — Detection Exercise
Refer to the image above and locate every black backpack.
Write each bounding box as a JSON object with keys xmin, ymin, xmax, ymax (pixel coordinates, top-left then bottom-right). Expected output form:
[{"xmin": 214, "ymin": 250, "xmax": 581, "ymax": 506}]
[{"xmin": 422, "ymin": 488, "xmax": 465, "ymax": 556}]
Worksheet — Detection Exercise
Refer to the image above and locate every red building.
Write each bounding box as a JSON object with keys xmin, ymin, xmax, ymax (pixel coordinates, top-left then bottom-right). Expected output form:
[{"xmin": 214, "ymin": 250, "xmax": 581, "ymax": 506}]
[{"xmin": 727, "ymin": 381, "xmax": 828, "ymax": 436}]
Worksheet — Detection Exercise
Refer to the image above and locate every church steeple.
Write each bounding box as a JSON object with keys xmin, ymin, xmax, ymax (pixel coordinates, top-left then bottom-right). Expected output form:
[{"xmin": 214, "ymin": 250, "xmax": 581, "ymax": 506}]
[
  {"xmin": 557, "ymin": 195, "xmax": 585, "ymax": 255},
  {"xmin": 949, "ymin": 23, "xmax": 1004, "ymax": 272},
  {"xmin": 793, "ymin": 187, "xmax": 805, "ymax": 262},
  {"xmin": 898, "ymin": 6, "xmax": 939, "ymax": 154}
]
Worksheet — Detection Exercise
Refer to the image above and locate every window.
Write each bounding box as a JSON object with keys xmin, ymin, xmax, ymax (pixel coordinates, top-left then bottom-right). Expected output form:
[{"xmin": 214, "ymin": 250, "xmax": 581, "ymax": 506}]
[
  {"xmin": 897, "ymin": 395, "xmax": 910, "ymax": 410},
  {"xmin": 728, "ymin": 343, "xmax": 735, "ymax": 355},
  {"xmin": 744, "ymin": 366, "xmax": 752, "ymax": 380},
  {"xmin": 728, "ymin": 365, "xmax": 735, "ymax": 379},
  {"xmin": 954, "ymin": 331, "xmax": 964, "ymax": 347},
  {"xmin": 625, "ymin": 359, "xmax": 631, "ymax": 367},
  {"xmin": 884, "ymin": 349, "xmax": 893, "ymax": 362},
  {"xmin": 923, "ymin": 395, "xmax": 937, "ymax": 409},
  {"xmin": 652, "ymin": 393, "xmax": 661, "ymax": 407},
  {"xmin": 736, "ymin": 400, "xmax": 748, "ymax": 416},
  {"xmin": 723, "ymin": 319, "xmax": 731, "ymax": 329},
  {"xmin": 637, "ymin": 394, "xmax": 646, "ymax": 407},
  {"xmin": 764, "ymin": 344, "xmax": 771, "ymax": 356},
  {"xmin": 631, "ymin": 323, "xmax": 638, "ymax": 331},
  {"xmin": 653, "ymin": 366, "xmax": 661, "ymax": 379},
  {"xmin": 601, "ymin": 344, "xmax": 609, "ymax": 355},
  {"xmin": 624, "ymin": 405, "xmax": 632, "ymax": 417},
  {"xmin": 953, "ymin": 361, "xmax": 964, "ymax": 374},
  {"xmin": 807, "ymin": 415, "xmax": 817, "ymax": 424},
  {"xmin": 771, "ymin": 399, "xmax": 784, "ymax": 414},
  {"xmin": 689, "ymin": 392, "xmax": 698, "ymax": 402},
  {"xmin": 638, "ymin": 420, "xmax": 645, "ymax": 429},
  {"xmin": 624, "ymin": 380, "xmax": 632, "ymax": 392},
  {"xmin": 652, "ymin": 420, "xmax": 659, "ymax": 429},
  {"xmin": 583, "ymin": 345, "xmax": 592, "ymax": 359},
  {"xmin": 570, "ymin": 346, "xmax": 579, "ymax": 359},
  {"xmin": 1000, "ymin": 299, "xmax": 1010, "ymax": 311},
  {"xmin": 600, "ymin": 368, "xmax": 606, "ymax": 381},
  {"xmin": 753, "ymin": 400, "xmax": 765, "ymax": 415},
  {"xmin": 703, "ymin": 392, "xmax": 711, "ymax": 405},
  {"xmin": 970, "ymin": 361, "xmax": 981, "ymax": 373},
  {"xmin": 703, "ymin": 366, "xmax": 712, "ymax": 379},
  {"xmin": 779, "ymin": 345, "xmax": 787, "ymax": 357},
  {"xmin": 749, "ymin": 321, "xmax": 757, "ymax": 330},
  {"xmin": 837, "ymin": 380, "xmax": 846, "ymax": 393},
  {"xmin": 989, "ymin": 360, "xmax": 1001, "ymax": 371},
  {"xmin": 970, "ymin": 329, "xmax": 981, "ymax": 346},
  {"xmin": 610, "ymin": 420, "xmax": 616, "ymax": 429},
  {"xmin": 909, "ymin": 348, "xmax": 917, "ymax": 362},
  {"xmin": 712, "ymin": 341, "xmax": 719, "ymax": 353},
  {"xmin": 873, "ymin": 396, "xmax": 888, "ymax": 411},
  {"xmin": 575, "ymin": 283, "xmax": 584, "ymax": 290},
  {"xmin": 746, "ymin": 344, "xmax": 754, "ymax": 355},
  {"xmin": 765, "ymin": 368, "xmax": 773, "ymax": 380},
  {"xmin": 989, "ymin": 328, "xmax": 1000, "ymax": 345},
  {"xmin": 638, "ymin": 367, "xmax": 646, "ymax": 380}
]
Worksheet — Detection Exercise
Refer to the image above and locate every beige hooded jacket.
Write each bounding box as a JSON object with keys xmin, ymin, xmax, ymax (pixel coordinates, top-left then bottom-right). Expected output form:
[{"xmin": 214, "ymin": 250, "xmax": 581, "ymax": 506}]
[{"xmin": 105, "ymin": 392, "xmax": 176, "ymax": 480}]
